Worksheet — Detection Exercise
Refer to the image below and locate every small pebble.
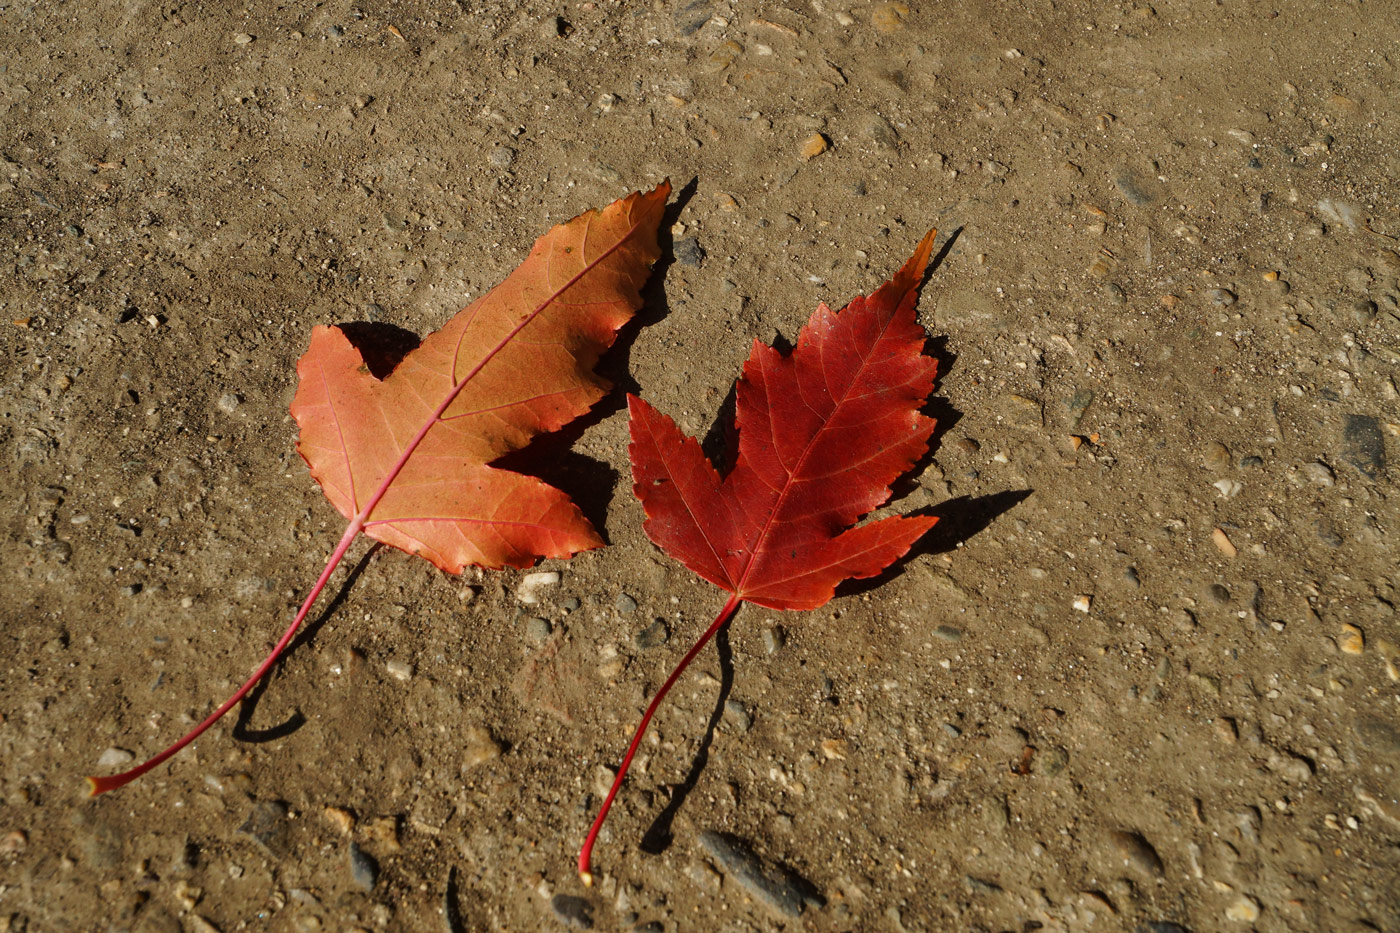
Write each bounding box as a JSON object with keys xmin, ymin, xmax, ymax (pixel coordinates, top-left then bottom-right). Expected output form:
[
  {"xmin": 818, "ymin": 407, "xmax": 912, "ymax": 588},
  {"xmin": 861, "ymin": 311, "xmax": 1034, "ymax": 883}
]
[
  {"xmin": 799, "ymin": 133, "xmax": 829, "ymax": 161},
  {"xmin": 462, "ymin": 724, "xmax": 503, "ymax": 768},
  {"xmin": 1211, "ymin": 527, "xmax": 1238, "ymax": 558},
  {"xmin": 1072, "ymin": 595, "xmax": 1092, "ymax": 613},
  {"xmin": 1342, "ymin": 414, "xmax": 1386, "ymax": 479},
  {"xmin": 1114, "ymin": 169, "xmax": 1154, "ymax": 206},
  {"xmin": 860, "ymin": 113, "xmax": 899, "ymax": 149},
  {"xmin": 723, "ymin": 700, "xmax": 753, "ymax": 732},
  {"xmin": 933, "ymin": 625, "xmax": 963, "ymax": 642},
  {"xmin": 673, "ymin": 236, "xmax": 705, "ymax": 268},
  {"xmin": 1208, "ymin": 288, "xmax": 1238, "ymax": 306},
  {"xmin": 322, "ymin": 807, "xmax": 355, "ymax": 835},
  {"xmin": 634, "ymin": 618, "xmax": 669, "ymax": 650},
  {"xmin": 871, "ymin": 1, "xmax": 908, "ymax": 32},
  {"xmin": 1213, "ymin": 478, "xmax": 1243, "ymax": 498},
  {"xmin": 550, "ymin": 894, "xmax": 593, "ymax": 929},
  {"xmin": 488, "ymin": 146, "xmax": 516, "ymax": 168},
  {"xmin": 675, "ymin": 0, "xmax": 712, "ymax": 35},
  {"xmin": 543, "ymin": 14, "xmax": 571, "ymax": 38},
  {"xmin": 217, "ymin": 392, "xmax": 241, "ymax": 413},
  {"xmin": 687, "ymin": 859, "xmax": 723, "ymax": 893},
  {"xmin": 1038, "ymin": 745, "xmax": 1070, "ymax": 776},
  {"xmin": 966, "ymin": 875, "xmax": 1003, "ymax": 894},
  {"xmin": 614, "ymin": 592, "xmax": 638, "ymax": 614},
  {"xmin": 516, "ymin": 570, "xmax": 560, "ymax": 605},
  {"xmin": 239, "ymin": 799, "xmax": 291, "ymax": 858},
  {"xmin": 348, "ymin": 842, "xmax": 378, "ymax": 892},
  {"xmin": 1316, "ymin": 518, "xmax": 1344, "ymax": 547},
  {"xmin": 233, "ymin": 32, "xmax": 254, "ymax": 45},
  {"xmin": 1225, "ymin": 894, "xmax": 1261, "ymax": 922},
  {"xmin": 0, "ymin": 830, "xmax": 28, "ymax": 856},
  {"xmin": 1203, "ymin": 441, "xmax": 1232, "ymax": 471},
  {"xmin": 97, "ymin": 747, "xmax": 135, "ymax": 769},
  {"xmin": 1005, "ymin": 394, "xmax": 1045, "ymax": 426},
  {"xmin": 699, "ymin": 831, "xmax": 825, "ymax": 917},
  {"xmin": 1268, "ymin": 750, "xmax": 1314, "ymax": 783},
  {"xmin": 762, "ymin": 626, "xmax": 785, "ymax": 654},
  {"xmin": 1107, "ymin": 830, "xmax": 1165, "ymax": 877},
  {"xmin": 1338, "ymin": 624, "xmax": 1365, "ymax": 655},
  {"xmin": 1302, "ymin": 461, "xmax": 1335, "ymax": 486},
  {"xmin": 525, "ymin": 616, "xmax": 552, "ymax": 646},
  {"xmin": 704, "ymin": 40, "xmax": 742, "ymax": 72},
  {"xmin": 385, "ymin": 659, "xmax": 413, "ymax": 681}
]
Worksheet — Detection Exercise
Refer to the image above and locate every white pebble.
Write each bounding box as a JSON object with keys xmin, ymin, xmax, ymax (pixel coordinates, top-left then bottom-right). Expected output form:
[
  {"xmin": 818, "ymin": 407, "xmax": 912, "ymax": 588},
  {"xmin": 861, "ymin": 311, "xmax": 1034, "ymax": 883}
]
[
  {"xmin": 385, "ymin": 659, "xmax": 414, "ymax": 681},
  {"xmin": 516, "ymin": 570, "xmax": 560, "ymax": 604},
  {"xmin": 97, "ymin": 747, "xmax": 135, "ymax": 769},
  {"xmin": 1072, "ymin": 595, "xmax": 1092, "ymax": 613},
  {"xmin": 1213, "ymin": 479, "xmax": 1243, "ymax": 498},
  {"xmin": 1225, "ymin": 894, "xmax": 1261, "ymax": 922}
]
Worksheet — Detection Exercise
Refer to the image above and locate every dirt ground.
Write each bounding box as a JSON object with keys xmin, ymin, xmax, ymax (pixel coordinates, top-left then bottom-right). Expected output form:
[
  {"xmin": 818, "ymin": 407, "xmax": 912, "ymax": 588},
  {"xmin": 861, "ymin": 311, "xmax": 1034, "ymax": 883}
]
[{"xmin": 3, "ymin": 1, "xmax": 1399, "ymax": 930}]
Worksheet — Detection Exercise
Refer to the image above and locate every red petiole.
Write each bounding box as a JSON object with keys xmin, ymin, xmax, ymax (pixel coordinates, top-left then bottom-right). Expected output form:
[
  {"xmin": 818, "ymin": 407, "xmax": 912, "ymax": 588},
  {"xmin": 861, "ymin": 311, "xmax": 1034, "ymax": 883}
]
[
  {"xmin": 88, "ymin": 306, "xmax": 525, "ymax": 796},
  {"xmin": 578, "ymin": 592, "xmax": 743, "ymax": 885}
]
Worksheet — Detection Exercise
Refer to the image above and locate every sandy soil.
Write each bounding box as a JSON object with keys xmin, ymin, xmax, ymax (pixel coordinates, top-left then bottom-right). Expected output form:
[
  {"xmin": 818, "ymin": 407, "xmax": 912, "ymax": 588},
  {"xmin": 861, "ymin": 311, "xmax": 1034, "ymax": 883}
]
[{"xmin": 3, "ymin": 1, "xmax": 1399, "ymax": 930}]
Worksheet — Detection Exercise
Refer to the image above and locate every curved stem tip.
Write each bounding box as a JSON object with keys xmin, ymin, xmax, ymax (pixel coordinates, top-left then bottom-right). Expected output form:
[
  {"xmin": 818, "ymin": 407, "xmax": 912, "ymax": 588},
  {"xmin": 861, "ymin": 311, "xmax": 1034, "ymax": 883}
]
[
  {"xmin": 86, "ymin": 522, "xmax": 363, "ymax": 795},
  {"xmin": 578, "ymin": 593, "xmax": 743, "ymax": 885}
]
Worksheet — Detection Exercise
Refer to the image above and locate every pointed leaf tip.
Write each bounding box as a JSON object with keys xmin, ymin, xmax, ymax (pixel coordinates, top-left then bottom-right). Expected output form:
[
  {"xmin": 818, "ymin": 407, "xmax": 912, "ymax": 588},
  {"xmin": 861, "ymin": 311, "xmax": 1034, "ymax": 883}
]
[{"xmin": 631, "ymin": 231, "xmax": 942, "ymax": 610}]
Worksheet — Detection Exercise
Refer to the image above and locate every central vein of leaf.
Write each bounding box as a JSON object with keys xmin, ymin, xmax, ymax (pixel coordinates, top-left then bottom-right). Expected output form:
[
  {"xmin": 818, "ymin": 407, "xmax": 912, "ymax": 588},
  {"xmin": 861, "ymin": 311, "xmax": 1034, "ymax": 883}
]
[
  {"xmin": 348, "ymin": 212, "xmax": 648, "ymax": 528},
  {"xmin": 733, "ymin": 298, "xmax": 904, "ymax": 595}
]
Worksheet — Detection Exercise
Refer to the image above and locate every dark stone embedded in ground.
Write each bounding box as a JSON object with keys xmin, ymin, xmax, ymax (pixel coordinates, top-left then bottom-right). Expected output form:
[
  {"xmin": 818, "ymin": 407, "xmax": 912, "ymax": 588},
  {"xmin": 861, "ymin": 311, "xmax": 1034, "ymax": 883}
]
[
  {"xmin": 1356, "ymin": 716, "xmax": 1400, "ymax": 759},
  {"xmin": 1342, "ymin": 414, "xmax": 1386, "ymax": 478},
  {"xmin": 1114, "ymin": 168, "xmax": 1157, "ymax": 205},
  {"xmin": 965, "ymin": 875, "xmax": 1003, "ymax": 894},
  {"xmin": 238, "ymin": 799, "xmax": 290, "ymax": 859},
  {"xmin": 699, "ymin": 830, "xmax": 825, "ymax": 917},
  {"xmin": 674, "ymin": 0, "xmax": 711, "ymax": 36},
  {"xmin": 673, "ymin": 236, "xmax": 705, "ymax": 268},
  {"xmin": 550, "ymin": 893, "xmax": 593, "ymax": 929},
  {"xmin": 348, "ymin": 841, "xmax": 378, "ymax": 891},
  {"xmin": 634, "ymin": 618, "xmax": 669, "ymax": 649}
]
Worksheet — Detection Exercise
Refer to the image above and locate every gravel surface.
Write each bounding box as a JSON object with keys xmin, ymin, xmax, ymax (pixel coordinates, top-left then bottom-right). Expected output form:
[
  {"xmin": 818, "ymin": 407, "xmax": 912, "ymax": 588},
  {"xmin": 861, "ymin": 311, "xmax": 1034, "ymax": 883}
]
[{"xmin": 3, "ymin": 1, "xmax": 1398, "ymax": 930}]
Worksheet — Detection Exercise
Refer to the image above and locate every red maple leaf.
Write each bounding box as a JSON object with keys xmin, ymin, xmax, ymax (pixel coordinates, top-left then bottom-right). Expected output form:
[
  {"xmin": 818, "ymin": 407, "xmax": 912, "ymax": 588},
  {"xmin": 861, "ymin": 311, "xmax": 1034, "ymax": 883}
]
[
  {"xmin": 580, "ymin": 228, "xmax": 941, "ymax": 882},
  {"xmin": 89, "ymin": 182, "xmax": 670, "ymax": 795}
]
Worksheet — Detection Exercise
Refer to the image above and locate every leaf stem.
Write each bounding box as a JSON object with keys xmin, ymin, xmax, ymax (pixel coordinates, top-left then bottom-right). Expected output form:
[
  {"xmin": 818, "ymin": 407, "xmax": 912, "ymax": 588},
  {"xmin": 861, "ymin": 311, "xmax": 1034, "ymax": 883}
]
[
  {"xmin": 578, "ymin": 592, "xmax": 743, "ymax": 885},
  {"xmin": 86, "ymin": 519, "xmax": 366, "ymax": 795}
]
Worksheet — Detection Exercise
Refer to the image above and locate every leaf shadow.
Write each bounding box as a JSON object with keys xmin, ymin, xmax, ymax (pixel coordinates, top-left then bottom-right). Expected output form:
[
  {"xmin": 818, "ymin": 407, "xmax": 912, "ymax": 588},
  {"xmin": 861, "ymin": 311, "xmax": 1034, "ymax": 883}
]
[
  {"xmin": 336, "ymin": 322, "xmax": 422, "ymax": 378},
  {"xmin": 836, "ymin": 489, "xmax": 1034, "ymax": 600},
  {"xmin": 637, "ymin": 621, "xmax": 733, "ymax": 857},
  {"xmin": 232, "ymin": 543, "xmax": 384, "ymax": 743}
]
